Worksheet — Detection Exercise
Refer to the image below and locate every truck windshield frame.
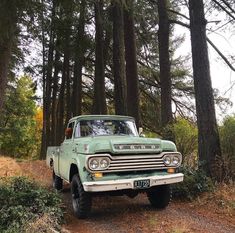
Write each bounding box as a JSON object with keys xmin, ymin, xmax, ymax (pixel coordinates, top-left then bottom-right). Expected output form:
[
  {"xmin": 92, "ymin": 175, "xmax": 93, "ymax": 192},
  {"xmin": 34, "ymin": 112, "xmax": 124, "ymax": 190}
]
[{"xmin": 74, "ymin": 119, "xmax": 139, "ymax": 138}]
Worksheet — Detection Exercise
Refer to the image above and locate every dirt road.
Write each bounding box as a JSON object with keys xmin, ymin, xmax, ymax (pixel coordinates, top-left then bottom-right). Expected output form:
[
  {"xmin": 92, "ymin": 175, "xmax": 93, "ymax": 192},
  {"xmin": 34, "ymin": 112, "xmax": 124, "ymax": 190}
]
[
  {"xmin": 1, "ymin": 157, "xmax": 234, "ymax": 233},
  {"xmin": 62, "ymin": 187, "xmax": 235, "ymax": 233}
]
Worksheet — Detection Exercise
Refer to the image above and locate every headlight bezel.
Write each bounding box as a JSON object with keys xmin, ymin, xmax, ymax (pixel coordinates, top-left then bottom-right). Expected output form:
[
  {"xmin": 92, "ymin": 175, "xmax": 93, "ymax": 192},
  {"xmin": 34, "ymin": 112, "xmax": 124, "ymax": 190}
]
[
  {"xmin": 87, "ymin": 156, "xmax": 111, "ymax": 171},
  {"xmin": 88, "ymin": 158, "xmax": 99, "ymax": 170},
  {"xmin": 163, "ymin": 153, "xmax": 182, "ymax": 167}
]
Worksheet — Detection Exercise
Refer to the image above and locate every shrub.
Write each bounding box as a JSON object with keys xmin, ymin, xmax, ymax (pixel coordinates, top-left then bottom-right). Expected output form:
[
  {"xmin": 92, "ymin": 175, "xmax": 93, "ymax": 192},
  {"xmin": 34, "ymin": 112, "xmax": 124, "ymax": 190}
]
[
  {"xmin": 220, "ymin": 116, "xmax": 235, "ymax": 181},
  {"xmin": 0, "ymin": 177, "xmax": 63, "ymax": 233},
  {"xmin": 173, "ymin": 166, "xmax": 214, "ymax": 201},
  {"xmin": 173, "ymin": 118, "xmax": 198, "ymax": 168}
]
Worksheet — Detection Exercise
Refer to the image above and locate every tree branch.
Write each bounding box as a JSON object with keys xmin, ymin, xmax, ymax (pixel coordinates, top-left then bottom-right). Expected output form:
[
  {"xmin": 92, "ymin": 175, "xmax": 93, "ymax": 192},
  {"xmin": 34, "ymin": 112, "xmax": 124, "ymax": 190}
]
[
  {"xmin": 207, "ymin": 37, "xmax": 235, "ymax": 72},
  {"xmin": 170, "ymin": 20, "xmax": 235, "ymax": 72},
  {"xmin": 220, "ymin": 0, "xmax": 235, "ymax": 16},
  {"xmin": 168, "ymin": 9, "xmax": 190, "ymax": 20},
  {"xmin": 212, "ymin": 0, "xmax": 235, "ymax": 21},
  {"xmin": 169, "ymin": 19, "xmax": 190, "ymax": 28}
]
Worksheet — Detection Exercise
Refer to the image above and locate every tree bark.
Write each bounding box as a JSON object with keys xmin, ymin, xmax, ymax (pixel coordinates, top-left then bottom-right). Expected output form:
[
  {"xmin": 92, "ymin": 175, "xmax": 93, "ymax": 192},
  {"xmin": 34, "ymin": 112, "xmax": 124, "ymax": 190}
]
[
  {"xmin": 157, "ymin": 0, "xmax": 173, "ymax": 129},
  {"xmin": 0, "ymin": 0, "xmax": 17, "ymax": 113},
  {"xmin": 56, "ymin": 52, "xmax": 67, "ymax": 145},
  {"xmin": 93, "ymin": 0, "xmax": 107, "ymax": 114},
  {"xmin": 124, "ymin": 0, "xmax": 141, "ymax": 128},
  {"xmin": 40, "ymin": 0, "xmax": 47, "ymax": 159},
  {"xmin": 72, "ymin": 0, "xmax": 86, "ymax": 117},
  {"xmin": 65, "ymin": 18, "xmax": 72, "ymax": 124},
  {"xmin": 45, "ymin": 29, "xmax": 55, "ymax": 146},
  {"xmin": 0, "ymin": 44, "xmax": 12, "ymax": 113},
  {"xmin": 112, "ymin": 0, "xmax": 127, "ymax": 115},
  {"xmin": 40, "ymin": 0, "xmax": 56, "ymax": 158},
  {"xmin": 189, "ymin": 0, "xmax": 224, "ymax": 180},
  {"xmin": 51, "ymin": 40, "xmax": 60, "ymax": 145}
]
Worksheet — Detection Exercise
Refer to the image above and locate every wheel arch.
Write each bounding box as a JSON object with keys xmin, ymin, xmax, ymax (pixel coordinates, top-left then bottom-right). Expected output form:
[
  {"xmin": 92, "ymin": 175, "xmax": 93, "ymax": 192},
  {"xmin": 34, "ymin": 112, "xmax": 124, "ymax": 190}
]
[
  {"xmin": 69, "ymin": 163, "xmax": 79, "ymax": 183},
  {"xmin": 49, "ymin": 158, "xmax": 53, "ymax": 168}
]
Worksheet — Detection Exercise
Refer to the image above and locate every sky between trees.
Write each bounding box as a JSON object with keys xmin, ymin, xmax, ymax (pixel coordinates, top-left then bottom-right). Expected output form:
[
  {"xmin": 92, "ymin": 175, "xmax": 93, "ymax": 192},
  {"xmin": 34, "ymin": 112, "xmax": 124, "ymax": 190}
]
[{"xmin": 173, "ymin": 3, "xmax": 235, "ymax": 120}]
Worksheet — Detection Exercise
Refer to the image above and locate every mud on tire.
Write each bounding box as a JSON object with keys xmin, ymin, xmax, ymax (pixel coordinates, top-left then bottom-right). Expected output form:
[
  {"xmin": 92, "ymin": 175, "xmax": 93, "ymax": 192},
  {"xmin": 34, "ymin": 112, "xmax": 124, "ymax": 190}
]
[
  {"xmin": 71, "ymin": 174, "xmax": 92, "ymax": 219},
  {"xmin": 147, "ymin": 184, "xmax": 171, "ymax": 209}
]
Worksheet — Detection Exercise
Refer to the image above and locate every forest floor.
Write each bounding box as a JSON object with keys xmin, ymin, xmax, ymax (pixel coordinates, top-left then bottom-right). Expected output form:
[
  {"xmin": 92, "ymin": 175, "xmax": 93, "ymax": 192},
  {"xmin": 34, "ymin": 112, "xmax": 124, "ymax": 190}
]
[{"xmin": 0, "ymin": 156, "xmax": 235, "ymax": 233}]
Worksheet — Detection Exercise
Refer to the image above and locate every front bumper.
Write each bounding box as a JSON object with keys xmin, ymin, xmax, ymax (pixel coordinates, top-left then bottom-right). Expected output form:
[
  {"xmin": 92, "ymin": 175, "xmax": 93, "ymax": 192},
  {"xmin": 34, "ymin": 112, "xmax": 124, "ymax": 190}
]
[{"xmin": 83, "ymin": 173, "xmax": 184, "ymax": 192}]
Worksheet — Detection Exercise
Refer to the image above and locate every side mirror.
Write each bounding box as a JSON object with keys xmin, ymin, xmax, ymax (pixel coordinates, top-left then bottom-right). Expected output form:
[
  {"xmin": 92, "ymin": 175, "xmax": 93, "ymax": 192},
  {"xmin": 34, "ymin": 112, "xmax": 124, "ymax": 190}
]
[
  {"xmin": 65, "ymin": 128, "xmax": 73, "ymax": 139},
  {"xmin": 139, "ymin": 127, "xmax": 145, "ymax": 137}
]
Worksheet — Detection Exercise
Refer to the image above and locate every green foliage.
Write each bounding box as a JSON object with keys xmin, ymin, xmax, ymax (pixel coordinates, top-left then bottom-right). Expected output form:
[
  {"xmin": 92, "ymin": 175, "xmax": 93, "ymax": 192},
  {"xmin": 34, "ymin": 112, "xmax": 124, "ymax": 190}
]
[
  {"xmin": 220, "ymin": 116, "xmax": 235, "ymax": 180},
  {"xmin": 173, "ymin": 118, "xmax": 198, "ymax": 168},
  {"xmin": 0, "ymin": 76, "xmax": 41, "ymax": 158},
  {"xmin": 0, "ymin": 177, "xmax": 63, "ymax": 233},
  {"xmin": 173, "ymin": 166, "xmax": 214, "ymax": 201}
]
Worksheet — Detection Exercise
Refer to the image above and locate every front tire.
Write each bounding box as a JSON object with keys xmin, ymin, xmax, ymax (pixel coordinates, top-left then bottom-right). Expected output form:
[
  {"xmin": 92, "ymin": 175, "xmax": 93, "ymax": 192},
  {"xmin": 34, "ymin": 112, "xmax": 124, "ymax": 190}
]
[
  {"xmin": 147, "ymin": 185, "xmax": 171, "ymax": 209},
  {"xmin": 71, "ymin": 174, "xmax": 92, "ymax": 219},
  {"xmin": 52, "ymin": 171, "xmax": 63, "ymax": 191}
]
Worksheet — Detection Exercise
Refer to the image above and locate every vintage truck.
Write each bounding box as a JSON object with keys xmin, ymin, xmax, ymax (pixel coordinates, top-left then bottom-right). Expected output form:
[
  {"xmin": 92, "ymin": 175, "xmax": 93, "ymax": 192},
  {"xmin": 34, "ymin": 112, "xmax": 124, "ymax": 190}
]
[{"xmin": 46, "ymin": 115, "xmax": 183, "ymax": 218}]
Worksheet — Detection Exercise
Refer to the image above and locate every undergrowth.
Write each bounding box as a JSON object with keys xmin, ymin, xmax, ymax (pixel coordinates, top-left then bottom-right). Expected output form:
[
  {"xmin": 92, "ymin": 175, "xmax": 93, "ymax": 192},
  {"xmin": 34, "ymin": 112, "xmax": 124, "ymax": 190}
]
[
  {"xmin": 0, "ymin": 177, "xmax": 63, "ymax": 233},
  {"xmin": 173, "ymin": 166, "xmax": 214, "ymax": 201}
]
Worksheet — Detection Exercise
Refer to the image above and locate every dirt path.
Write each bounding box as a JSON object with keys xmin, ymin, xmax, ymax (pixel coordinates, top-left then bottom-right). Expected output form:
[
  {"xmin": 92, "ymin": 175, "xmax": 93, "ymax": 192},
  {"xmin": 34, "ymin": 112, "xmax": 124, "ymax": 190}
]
[
  {"xmin": 1, "ymin": 157, "xmax": 234, "ymax": 233},
  {"xmin": 62, "ymin": 189, "xmax": 235, "ymax": 233}
]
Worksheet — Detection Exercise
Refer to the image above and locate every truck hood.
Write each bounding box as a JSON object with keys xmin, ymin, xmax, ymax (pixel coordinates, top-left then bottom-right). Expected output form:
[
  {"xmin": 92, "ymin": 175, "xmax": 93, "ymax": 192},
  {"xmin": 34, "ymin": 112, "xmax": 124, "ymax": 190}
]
[{"xmin": 73, "ymin": 136, "xmax": 177, "ymax": 154}]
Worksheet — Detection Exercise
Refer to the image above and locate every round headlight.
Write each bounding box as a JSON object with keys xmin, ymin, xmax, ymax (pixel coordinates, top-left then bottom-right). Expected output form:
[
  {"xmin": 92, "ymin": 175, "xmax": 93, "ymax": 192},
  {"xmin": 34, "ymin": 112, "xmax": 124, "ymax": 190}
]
[
  {"xmin": 163, "ymin": 156, "xmax": 171, "ymax": 166},
  {"xmin": 172, "ymin": 156, "xmax": 180, "ymax": 166},
  {"xmin": 100, "ymin": 158, "xmax": 110, "ymax": 169},
  {"xmin": 89, "ymin": 158, "xmax": 99, "ymax": 170}
]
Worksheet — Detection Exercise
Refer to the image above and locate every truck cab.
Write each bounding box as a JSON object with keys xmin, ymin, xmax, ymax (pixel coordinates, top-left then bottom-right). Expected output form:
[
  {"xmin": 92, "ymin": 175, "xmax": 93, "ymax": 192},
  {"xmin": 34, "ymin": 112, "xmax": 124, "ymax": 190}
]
[{"xmin": 46, "ymin": 115, "xmax": 184, "ymax": 218}]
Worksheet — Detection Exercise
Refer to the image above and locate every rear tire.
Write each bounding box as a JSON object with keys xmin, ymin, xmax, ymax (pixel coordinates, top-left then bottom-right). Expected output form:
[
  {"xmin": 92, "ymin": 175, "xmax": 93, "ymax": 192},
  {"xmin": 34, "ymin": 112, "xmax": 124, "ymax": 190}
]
[
  {"xmin": 52, "ymin": 171, "xmax": 63, "ymax": 191},
  {"xmin": 71, "ymin": 174, "xmax": 92, "ymax": 219},
  {"xmin": 147, "ymin": 185, "xmax": 171, "ymax": 209}
]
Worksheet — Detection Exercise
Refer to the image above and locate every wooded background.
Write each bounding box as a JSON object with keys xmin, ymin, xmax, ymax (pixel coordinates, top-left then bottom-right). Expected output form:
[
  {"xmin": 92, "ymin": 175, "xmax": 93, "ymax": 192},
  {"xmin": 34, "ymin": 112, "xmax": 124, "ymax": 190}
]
[{"xmin": 0, "ymin": 0, "xmax": 234, "ymax": 181}]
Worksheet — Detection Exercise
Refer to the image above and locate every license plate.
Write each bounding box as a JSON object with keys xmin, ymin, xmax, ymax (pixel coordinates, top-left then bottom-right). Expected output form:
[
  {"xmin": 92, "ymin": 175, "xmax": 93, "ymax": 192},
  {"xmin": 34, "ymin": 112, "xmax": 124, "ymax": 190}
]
[{"xmin": 134, "ymin": 179, "xmax": 150, "ymax": 189}]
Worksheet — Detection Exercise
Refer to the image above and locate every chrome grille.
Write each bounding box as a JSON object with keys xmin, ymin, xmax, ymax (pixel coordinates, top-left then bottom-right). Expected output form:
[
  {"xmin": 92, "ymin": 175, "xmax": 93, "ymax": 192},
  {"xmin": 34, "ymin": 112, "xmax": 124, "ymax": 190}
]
[{"xmin": 107, "ymin": 154, "xmax": 165, "ymax": 172}]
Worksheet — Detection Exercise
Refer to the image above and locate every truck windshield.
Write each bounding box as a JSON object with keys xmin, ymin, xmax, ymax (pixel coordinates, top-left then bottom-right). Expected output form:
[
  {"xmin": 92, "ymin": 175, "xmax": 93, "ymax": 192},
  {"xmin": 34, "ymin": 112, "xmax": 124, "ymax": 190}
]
[{"xmin": 78, "ymin": 119, "xmax": 138, "ymax": 137}]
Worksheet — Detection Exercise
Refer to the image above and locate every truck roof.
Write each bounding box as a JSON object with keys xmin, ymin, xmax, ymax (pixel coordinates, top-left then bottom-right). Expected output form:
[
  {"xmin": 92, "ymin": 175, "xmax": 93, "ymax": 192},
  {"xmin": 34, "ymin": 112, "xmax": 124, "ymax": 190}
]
[{"xmin": 69, "ymin": 115, "xmax": 135, "ymax": 122}]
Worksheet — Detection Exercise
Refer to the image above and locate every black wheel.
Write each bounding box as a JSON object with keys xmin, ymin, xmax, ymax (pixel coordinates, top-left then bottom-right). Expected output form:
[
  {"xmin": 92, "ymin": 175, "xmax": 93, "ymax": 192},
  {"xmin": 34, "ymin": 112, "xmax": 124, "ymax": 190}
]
[
  {"xmin": 71, "ymin": 174, "xmax": 92, "ymax": 219},
  {"xmin": 147, "ymin": 185, "xmax": 171, "ymax": 209},
  {"xmin": 52, "ymin": 170, "xmax": 63, "ymax": 191}
]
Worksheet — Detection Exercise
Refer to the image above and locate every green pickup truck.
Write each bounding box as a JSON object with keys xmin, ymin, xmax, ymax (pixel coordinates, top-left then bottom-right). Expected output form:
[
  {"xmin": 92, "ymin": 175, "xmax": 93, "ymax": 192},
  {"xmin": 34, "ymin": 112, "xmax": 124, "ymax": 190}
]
[{"xmin": 46, "ymin": 115, "xmax": 183, "ymax": 218}]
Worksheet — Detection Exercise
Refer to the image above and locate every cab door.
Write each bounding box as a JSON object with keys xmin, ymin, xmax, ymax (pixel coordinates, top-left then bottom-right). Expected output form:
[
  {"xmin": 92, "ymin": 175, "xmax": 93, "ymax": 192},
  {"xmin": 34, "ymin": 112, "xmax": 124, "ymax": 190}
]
[{"xmin": 59, "ymin": 121, "xmax": 75, "ymax": 180}]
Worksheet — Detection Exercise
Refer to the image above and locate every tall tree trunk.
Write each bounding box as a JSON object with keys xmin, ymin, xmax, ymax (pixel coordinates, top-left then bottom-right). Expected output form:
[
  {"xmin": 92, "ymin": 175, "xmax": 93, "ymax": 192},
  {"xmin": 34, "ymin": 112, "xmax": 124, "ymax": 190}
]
[
  {"xmin": 157, "ymin": 0, "xmax": 173, "ymax": 130},
  {"xmin": 40, "ymin": 0, "xmax": 47, "ymax": 159},
  {"xmin": 93, "ymin": 0, "xmax": 107, "ymax": 114},
  {"xmin": 40, "ymin": 0, "xmax": 56, "ymax": 159},
  {"xmin": 72, "ymin": 0, "xmax": 86, "ymax": 117},
  {"xmin": 64, "ymin": 9, "xmax": 72, "ymax": 124},
  {"xmin": 45, "ymin": 31, "xmax": 55, "ymax": 146},
  {"xmin": 0, "ymin": 44, "xmax": 12, "ymax": 113},
  {"xmin": 112, "ymin": 0, "xmax": 127, "ymax": 115},
  {"xmin": 51, "ymin": 40, "xmax": 60, "ymax": 145},
  {"xmin": 56, "ymin": 52, "xmax": 67, "ymax": 145},
  {"xmin": 103, "ymin": 20, "xmax": 112, "ymax": 69},
  {"xmin": 189, "ymin": 0, "xmax": 223, "ymax": 180},
  {"xmin": 0, "ymin": 0, "xmax": 17, "ymax": 113},
  {"xmin": 65, "ymin": 37, "xmax": 71, "ymax": 124},
  {"xmin": 124, "ymin": 0, "xmax": 140, "ymax": 128}
]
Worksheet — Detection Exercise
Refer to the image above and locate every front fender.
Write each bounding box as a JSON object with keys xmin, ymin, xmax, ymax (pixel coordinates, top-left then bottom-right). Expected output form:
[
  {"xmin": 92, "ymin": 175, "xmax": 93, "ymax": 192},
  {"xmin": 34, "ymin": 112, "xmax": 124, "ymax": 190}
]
[{"xmin": 68, "ymin": 154, "xmax": 92, "ymax": 183}]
